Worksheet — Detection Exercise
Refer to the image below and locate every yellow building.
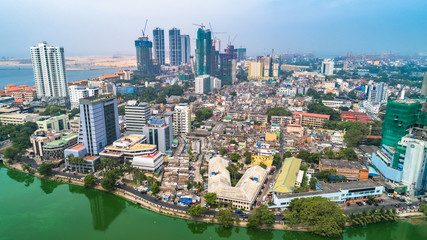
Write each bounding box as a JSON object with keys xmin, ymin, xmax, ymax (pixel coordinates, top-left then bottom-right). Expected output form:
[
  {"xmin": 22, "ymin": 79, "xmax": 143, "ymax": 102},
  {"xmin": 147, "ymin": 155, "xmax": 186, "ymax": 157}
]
[
  {"xmin": 36, "ymin": 114, "xmax": 70, "ymax": 132},
  {"xmin": 251, "ymin": 155, "xmax": 273, "ymax": 167},
  {"xmin": 265, "ymin": 132, "xmax": 278, "ymax": 142}
]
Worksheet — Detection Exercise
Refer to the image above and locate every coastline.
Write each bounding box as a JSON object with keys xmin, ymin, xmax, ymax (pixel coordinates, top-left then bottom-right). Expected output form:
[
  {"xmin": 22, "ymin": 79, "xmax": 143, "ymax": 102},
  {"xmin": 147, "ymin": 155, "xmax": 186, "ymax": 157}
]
[{"xmin": 3, "ymin": 161, "xmax": 426, "ymax": 233}]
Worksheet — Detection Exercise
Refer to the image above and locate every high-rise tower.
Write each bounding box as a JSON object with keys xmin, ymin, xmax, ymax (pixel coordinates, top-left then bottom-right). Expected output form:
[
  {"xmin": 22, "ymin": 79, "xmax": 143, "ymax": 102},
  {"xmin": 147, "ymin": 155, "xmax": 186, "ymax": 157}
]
[
  {"xmin": 195, "ymin": 28, "xmax": 213, "ymax": 76},
  {"xmin": 30, "ymin": 41, "xmax": 68, "ymax": 98},
  {"xmin": 169, "ymin": 28, "xmax": 182, "ymax": 66},
  {"xmin": 152, "ymin": 28, "xmax": 165, "ymax": 65},
  {"xmin": 135, "ymin": 36, "xmax": 153, "ymax": 75},
  {"xmin": 421, "ymin": 72, "xmax": 427, "ymax": 97},
  {"xmin": 180, "ymin": 35, "xmax": 191, "ymax": 64}
]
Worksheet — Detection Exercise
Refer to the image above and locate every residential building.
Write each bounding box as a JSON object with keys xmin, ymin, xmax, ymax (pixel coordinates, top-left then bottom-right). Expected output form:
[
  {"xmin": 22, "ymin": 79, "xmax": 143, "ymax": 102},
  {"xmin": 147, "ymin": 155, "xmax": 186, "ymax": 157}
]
[
  {"xmin": 195, "ymin": 28, "xmax": 213, "ymax": 76},
  {"xmin": 0, "ymin": 113, "xmax": 41, "ymax": 125},
  {"xmin": 135, "ymin": 36, "xmax": 153, "ymax": 74},
  {"xmin": 208, "ymin": 156, "xmax": 268, "ymax": 210},
  {"xmin": 69, "ymin": 85, "xmax": 99, "ymax": 109},
  {"xmin": 173, "ymin": 103, "xmax": 191, "ymax": 135},
  {"xmin": 169, "ymin": 28, "xmax": 182, "ymax": 66},
  {"xmin": 125, "ymin": 100, "xmax": 150, "ymax": 134},
  {"xmin": 292, "ymin": 112, "xmax": 330, "ymax": 128},
  {"xmin": 319, "ymin": 159, "xmax": 369, "ymax": 181},
  {"xmin": 4, "ymin": 84, "xmax": 37, "ymax": 102},
  {"xmin": 219, "ymin": 45, "xmax": 237, "ymax": 84},
  {"xmin": 30, "ymin": 41, "xmax": 69, "ymax": 98},
  {"xmin": 116, "ymin": 70, "xmax": 133, "ymax": 80},
  {"xmin": 77, "ymin": 95, "xmax": 120, "ymax": 156},
  {"xmin": 366, "ymin": 82, "xmax": 388, "ymax": 104},
  {"xmin": 36, "ymin": 114, "xmax": 70, "ymax": 132},
  {"xmin": 321, "ymin": 59, "xmax": 334, "ymax": 76},
  {"xmin": 180, "ymin": 35, "xmax": 191, "ymax": 64},
  {"xmin": 195, "ymin": 75, "xmax": 211, "ymax": 94},
  {"xmin": 153, "ymin": 28, "xmax": 165, "ymax": 65},
  {"xmin": 142, "ymin": 117, "xmax": 173, "ymax": 153}
]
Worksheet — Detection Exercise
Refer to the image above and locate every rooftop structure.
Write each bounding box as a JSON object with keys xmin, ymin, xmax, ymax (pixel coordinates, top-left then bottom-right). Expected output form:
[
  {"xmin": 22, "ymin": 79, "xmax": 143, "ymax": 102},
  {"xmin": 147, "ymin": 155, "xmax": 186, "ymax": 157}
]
[
  {"xmin": 208, "ymin": 156, "xmax": 268, "ymax": 210},
  {"xmin": 272, "ymin": 157, "xmax": 302, "ymax": 194},
  {"xmin": 319, "ymin": 159, "xmax": 369, "ymax": 181}
]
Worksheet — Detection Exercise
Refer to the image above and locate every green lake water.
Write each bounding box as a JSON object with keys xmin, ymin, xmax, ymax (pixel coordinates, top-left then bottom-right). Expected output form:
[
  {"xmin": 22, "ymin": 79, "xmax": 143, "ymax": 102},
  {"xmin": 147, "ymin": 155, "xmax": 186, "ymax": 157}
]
[{"xmin": 1, "ymin": 163, "xmax": 427, "ymax": 240}]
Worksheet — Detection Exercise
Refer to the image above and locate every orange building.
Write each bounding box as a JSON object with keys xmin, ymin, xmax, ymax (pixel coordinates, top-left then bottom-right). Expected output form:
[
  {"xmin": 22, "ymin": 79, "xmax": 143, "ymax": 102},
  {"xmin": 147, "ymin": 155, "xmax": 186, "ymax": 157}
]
[{"xmin": 319, "ymin": 159, "xmax": 369, "ymax": 181}]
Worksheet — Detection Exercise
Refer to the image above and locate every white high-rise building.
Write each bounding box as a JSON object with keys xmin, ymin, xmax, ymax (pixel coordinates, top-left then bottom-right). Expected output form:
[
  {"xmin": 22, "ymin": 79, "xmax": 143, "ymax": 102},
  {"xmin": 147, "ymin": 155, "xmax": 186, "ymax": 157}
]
[
  {"xmin": 214, "ymin": 38, "xmax": 221, "ymax": 52},
  {"xmin": 211, "ymin": 77, "xmax": 222, "ymax": 91},
  {"xmin": 69, "ymin": 85, "xmax": 99, "ymax": 109},
  {"xmin": 125, "ymin": 101, "xmax": 151, "ymax": 134},
  {"xmin": 142, "ymin": 117, "xmax": 173, "ymax": 153},
  {"xmin": 173, "ymin": 103, "xmax": 191, "ymax": 135},
  {"xmin": 30, "ymin": 41, "xmax": 69, "ymax": 98},
  {"xmin": 195, "ymin": 75, "xmax": 211, "ymax": 94},
  {"xmin": 366, "ymin": 82, "xmax": 388, "ymax": 104},
  {"xmin": 399, "ymin": 135, "xmax": 427, "ymax": 195},
  {"xmin": 321, "ymin": 59, "xmax": 334, "ymax": 76}
]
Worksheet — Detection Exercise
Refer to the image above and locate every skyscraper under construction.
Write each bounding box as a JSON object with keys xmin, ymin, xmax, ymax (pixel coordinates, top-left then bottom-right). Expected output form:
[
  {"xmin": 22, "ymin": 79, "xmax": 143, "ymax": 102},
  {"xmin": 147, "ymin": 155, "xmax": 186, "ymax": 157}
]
[
  {"xmin": 195, "ymin": 28, "xmax": 213, "ymax": 76},
  {"xmin": 135, "ymin": 36, "xmax": 153, "ymax": 75}
]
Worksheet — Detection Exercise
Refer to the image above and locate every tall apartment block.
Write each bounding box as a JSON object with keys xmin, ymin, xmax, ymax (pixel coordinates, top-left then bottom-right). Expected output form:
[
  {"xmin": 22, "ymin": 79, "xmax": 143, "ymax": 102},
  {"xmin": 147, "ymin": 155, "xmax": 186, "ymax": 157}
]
[
  {"xmin": 30, "ymin": 41, "xmax": 69, "ymax": 98},
  {"xmin": 125, "ymin": 100, "xmax": 151, "ymax": 134},
  {"xmin": 180, "ymin": 35, "xmax": 191, "ymax": 64},
  {"xmin": 77, "ymin": 95, "xmax": 120, "ymax": 156},
  {"xmin": 169, "ymin": 28, "xmax": 182, "ymax": 66},
  {"xmin": 219, "ymin": 45, "xmax": 237, "ymax": 84},
  {"xmin": 321, "ymin": 59, "xmax": 334, "ymax": 76},
  {"xmin": 153, "ymin": 28, "xmax": 165, "ymax": 65},
  {"xmin": 69, "ymin": 85, "xmax": 99, "ymax": 109},
  {"xmin": 135, "ymin": 36, "xmax": 153, "ymax": 75},
  {"xmin": 366, "ymin": 82, "xmax": 388, "ymax": 104},
  {"xmin": 142, "ymin": 117, "xmax": 173, "ymax": 153},
  {"xmin": 195, "ymin": 28, "xmax": 213, "ymax": 76},
  {"xmin": 173, "ymin": 103, "xmax": 191, "ymax": 135},
  {"xmin": 237, "ymin": 48, "xmax": 246, "ymax": 62}
]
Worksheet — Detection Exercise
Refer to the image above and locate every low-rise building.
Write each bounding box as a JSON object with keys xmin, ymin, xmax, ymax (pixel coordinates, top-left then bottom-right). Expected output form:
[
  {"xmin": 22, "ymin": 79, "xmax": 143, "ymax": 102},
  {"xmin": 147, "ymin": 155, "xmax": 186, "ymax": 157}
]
[
  {"xmin": 208, "ymin": 156, "xmax": 268, "ymax": 210},
  {"xmin": 272, "ymin": 157, "xmax": 302, "ymax": 194},
  {"xmin": 292, "ymin": 112, "xmax": 330, "ymax": 128},
  {"xmin": 36, "ymin": 114, "xmax": 70, "ymax": 132},
  {"xmin": 319, "ymin": 159, "xmax": 369, "ymax": 181},
  {"xmin": 251, "ymin": 155, "xmax": 273, "ymax": 167},
  {"xmin": 270, "ymin": 180, "xmax": 384, "ymax": 210},
  {"xmin": 0, "ymin": 113, "xmax": 41, "ymax": 125}
]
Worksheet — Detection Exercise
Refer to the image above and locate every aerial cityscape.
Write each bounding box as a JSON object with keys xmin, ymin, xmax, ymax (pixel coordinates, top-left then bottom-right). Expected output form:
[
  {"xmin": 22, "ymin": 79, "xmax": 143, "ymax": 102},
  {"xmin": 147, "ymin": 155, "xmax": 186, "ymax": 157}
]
[{"xmin": 1, "ymin": 0, "xmax": 427, "ymax": 240}]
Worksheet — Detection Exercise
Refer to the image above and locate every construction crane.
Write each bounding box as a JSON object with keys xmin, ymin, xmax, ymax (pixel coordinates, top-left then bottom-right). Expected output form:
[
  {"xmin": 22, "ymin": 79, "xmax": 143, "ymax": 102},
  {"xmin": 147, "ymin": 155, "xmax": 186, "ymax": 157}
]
[
  {"xmin": 227, "ymin": 34, "xmax": 238, "ymax": 46},
  {"xmin": 142, "ymin": 19, "xmax": 148, "ymax": 37},
  {"xmin": 193, "ymin": 23, "xmax": 205, "ymax": 29}
]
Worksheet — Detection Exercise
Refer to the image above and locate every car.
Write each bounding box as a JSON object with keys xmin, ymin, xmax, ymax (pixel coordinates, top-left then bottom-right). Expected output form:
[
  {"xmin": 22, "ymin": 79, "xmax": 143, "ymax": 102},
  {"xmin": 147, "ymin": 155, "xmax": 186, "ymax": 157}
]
[
  {"xmin": 357, "ymin": 202, "xmax": 362, "ymax": 206},
  {"xmin": 241, "ymin": 215, "xmax": 248, "ymax": 219},
  {"xmin": 215, "ymin": 208, "xmax": 219, "ymax": 212}
]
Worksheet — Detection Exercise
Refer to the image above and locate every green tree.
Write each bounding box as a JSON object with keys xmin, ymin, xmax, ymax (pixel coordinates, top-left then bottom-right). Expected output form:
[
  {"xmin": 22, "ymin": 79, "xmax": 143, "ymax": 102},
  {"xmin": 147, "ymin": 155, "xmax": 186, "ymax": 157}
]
[
  {"xmin": 118, "ymin": 105, "xmax": 126, "ymax": 116},
  {"xmin": 297, "ymin": 150, "xmax": 311, "ymax": 161},
  {"xmin": 4, "ymin": 146, "xmax": 22, "ymax": 161},
  {"xmin": 38, "ymin": 163, "xmax": 55, "ymax": 176},
  {"xmin": 247, "ymin": 205, "xmax": 274, "ymax": 228},
  {"xmin": 140, "ymin": 87, "xmax": 157, "ymax": 102},
  {"xmin": 40, "ymin": 105, "xmax": 65, "ymax": 116},
  {"xmin": 229, "ymin": 153, "xmax": 241, "ymax": 162},
  {"xmin": 101, "ymin": 169, "xmax": 119, "ymax": 191},
  {"xmin": 309, "ymin": 177, "xmax": 317, "ymax": 190},
  {"xmin": 339, "ymin": 148, "xmax": 358, "ymax": 161},
  {"xmin": 204, "ymin": 192, "xmax": 217, "ymax": 205},
  {"xmin": 187, "ymin": 205, "xmax": 207, "ymax": 217},
  {"xmin": 284, "ymin": 151, "xmax": 292, "ymax": 158},
  {"xmin": 420, "ymin": 204, "xmax": 427, "ymax": 216},
  {"xmin": 195, "ymin": 108, "xmax": 213, "ymax": 122},
  {"xmin": 307, "ymin": 102, "xmax": 341, "ymax": 121},
  {"xmin": 151, "ymin": 182, "xmax": 160, "ymax": 194},
  {"xmin": 69, "ymin": 108, "xmax": 80, "ymax": 118},
  {"xmin": 84, "ymin": 173, "xmax": 96, "ymax": 188},
  {"xmin": 272, "ymin": 153, "xmax": 281, "ymax": 166},
  {"xmin": 164, "ymin": 84, "xmax": 184, "ymax": 96},
  {"xmin": 285, "ymin": 197, "xmax": 345, "ymax": 237},
  {"xmin": 216, "ymin": 209, "xmax": 234, "ymax": 228},
  {"xmin": 244, "ymin": 151, "xmax": 252, "ymax": 165},
  {"xmin": 259, "ymin": 162, "xmax": 267, "ymax": 169},
  {"xmin": 219, "ymin": 147, "xmax": 227, "ymax": 155}
]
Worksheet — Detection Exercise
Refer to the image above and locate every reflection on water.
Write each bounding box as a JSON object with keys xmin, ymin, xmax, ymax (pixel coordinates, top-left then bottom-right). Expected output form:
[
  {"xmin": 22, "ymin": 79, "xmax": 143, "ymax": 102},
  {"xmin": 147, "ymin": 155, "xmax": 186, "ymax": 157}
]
[
  {"xmin": 68, "ymin": 184, "xmax": 125, "ymax": 231},
  {"xmin": 187, "ymin": 221, "xmax": 209, "ymax": 234},
  {"xmin": 215, "ymin": 226, "xmax": 233, "ymax": 238},
  {"xmin": 6, "ymin": 168, "xmax": 34, "ymax": 187},
  {"xmin": 40, "ymin": 179, "xmax": 62, "ymax": 194}
]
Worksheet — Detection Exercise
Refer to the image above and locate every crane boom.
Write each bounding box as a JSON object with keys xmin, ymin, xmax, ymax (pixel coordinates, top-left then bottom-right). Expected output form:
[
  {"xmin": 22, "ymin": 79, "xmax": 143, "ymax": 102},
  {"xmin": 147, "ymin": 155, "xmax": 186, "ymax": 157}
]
[{"xmin": 142, "ymin": 19, "xmax": 148, "ymax": 37}]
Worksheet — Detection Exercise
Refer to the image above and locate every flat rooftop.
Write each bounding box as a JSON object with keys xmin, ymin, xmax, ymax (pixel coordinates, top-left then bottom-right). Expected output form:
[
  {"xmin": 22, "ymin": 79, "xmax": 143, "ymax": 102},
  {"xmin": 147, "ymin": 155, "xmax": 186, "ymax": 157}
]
[
  {"xmin": 70, "ymin": 144, "xmax": 85, "ymax": 150},
  {"xmin": 320, "ymin": 159, "xmax": 367, "ymax": 170},
  {"xmin": 107, "ymin": 143, "xmax": 156, "ymax": 151}
]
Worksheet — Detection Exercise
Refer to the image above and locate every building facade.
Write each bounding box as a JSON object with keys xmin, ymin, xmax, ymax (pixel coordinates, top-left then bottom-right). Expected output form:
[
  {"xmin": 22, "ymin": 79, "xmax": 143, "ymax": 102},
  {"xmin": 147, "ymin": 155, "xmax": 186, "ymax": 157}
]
[
  {"xmin": 152, "ymin": 28, "xmax": 165, "ymax": 65},
  {"xmin": 36, "ymin": 114, "xmax": 70, "ymax": 132},
  {"xmin": 173, "ymin": 103, "xmax": 191, "ymax": 135},
  {"xmin": 169, "ymin": 28, "xmax": 182, "ymax": 66},
  {"xmin": 30, "ymin": 41, "xmax": 69, "ymax": 98},
  {"xmin": 142, "ymin": 117, "xmax": 173, "ymax": 153},
  {"xmin": 195, "ymin": 28, "xmax": 213, "ymax": 76},
  {"xmin": 78, "ymin": 95, "xmax": 120, "ymax": 155},
  {"xmin": 292, "ymin": 112, "xmax": 330, "ymax": 128},
  {"xmin": 321, "ymin": 59, "xmax": 334, "ymax": 76},
  {"xmin": 135, "ymin": 36, "xmax": 153, "ymax": 74},
  {"xmin": 125, "ymin": 100, "xmax": 150, "ymax": 134},
  {"xmin": 180, "ymin": 35, "xmax": 191, "ymax": 64},
  {"xmin": 69, "ymin": 85, "xmax": 99, "ymax": 109}
]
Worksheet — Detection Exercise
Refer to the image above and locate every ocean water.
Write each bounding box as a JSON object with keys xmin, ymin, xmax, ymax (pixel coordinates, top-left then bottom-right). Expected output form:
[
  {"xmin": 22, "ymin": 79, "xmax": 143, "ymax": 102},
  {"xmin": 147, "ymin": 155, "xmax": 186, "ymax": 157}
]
[{"xmin": 0, "ymin": 65, "xmax": 133, "ymax": 89}]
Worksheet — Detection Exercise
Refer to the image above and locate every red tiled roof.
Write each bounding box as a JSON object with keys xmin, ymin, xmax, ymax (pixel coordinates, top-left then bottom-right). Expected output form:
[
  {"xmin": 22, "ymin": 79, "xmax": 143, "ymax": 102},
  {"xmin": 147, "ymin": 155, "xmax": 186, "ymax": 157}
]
[{"xmin": 70, "ymin": 144, "xmax": 85, "ymax": 150}]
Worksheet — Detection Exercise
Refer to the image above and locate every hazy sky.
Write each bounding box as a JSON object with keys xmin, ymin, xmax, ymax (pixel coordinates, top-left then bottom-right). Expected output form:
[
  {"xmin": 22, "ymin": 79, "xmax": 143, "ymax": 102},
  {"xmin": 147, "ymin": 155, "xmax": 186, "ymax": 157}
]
[{"xmin": 1, "ymin": 0, "xmax": 426, "ymax": 58}]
